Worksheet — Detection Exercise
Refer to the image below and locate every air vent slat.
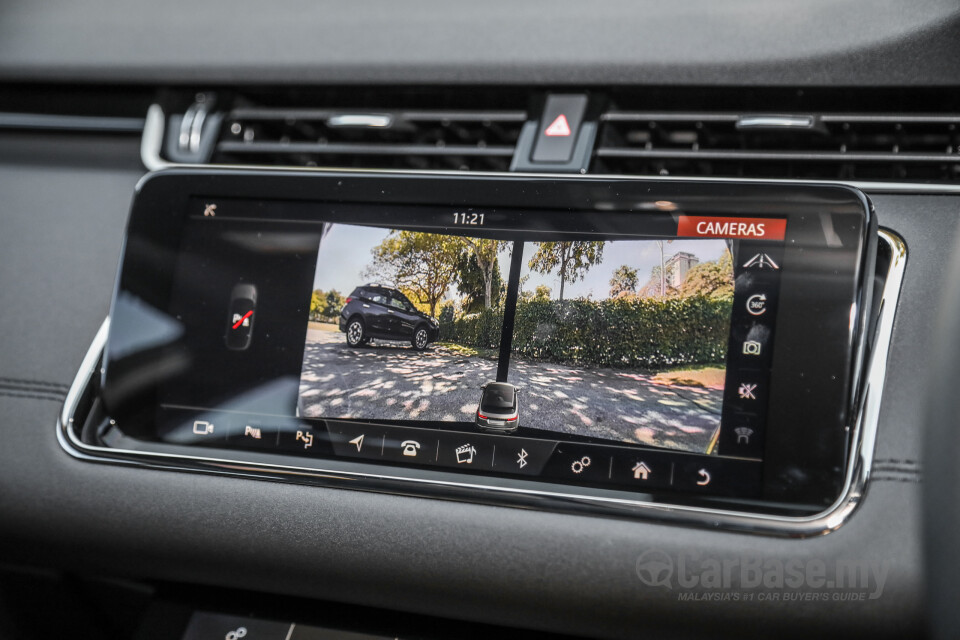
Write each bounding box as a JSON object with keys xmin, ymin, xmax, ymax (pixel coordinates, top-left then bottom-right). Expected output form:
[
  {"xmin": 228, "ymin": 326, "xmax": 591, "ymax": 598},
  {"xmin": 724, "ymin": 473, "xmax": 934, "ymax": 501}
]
[
  {"xmin": 600, "ymin": 112, "xmax": 741, "ymax": 123},
  {"xmin": 596, "ymin": 148, "xmax": 960, "ymax": 163},
  {"xmin": 226, "ymin": 109, "xmax": 528, "ymax": 123},
  {"xmin": 217, "ymin": 141, "xmax": 516, "ymax": 157},
  {"xmin": 397, "ymin": 111, "xmax": 528, "ymax": 122},
  {"xmin": 227, "ymin": 108, "xmax": 373, "ymax": 121},
  {"xmin": 819, "ymin": 114, "xmax": 960, "ymax": 124}
]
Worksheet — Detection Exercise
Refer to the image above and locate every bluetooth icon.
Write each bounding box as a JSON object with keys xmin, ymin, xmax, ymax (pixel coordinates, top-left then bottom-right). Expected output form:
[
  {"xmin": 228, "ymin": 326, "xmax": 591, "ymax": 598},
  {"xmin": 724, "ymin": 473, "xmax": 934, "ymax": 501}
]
[{"xmin": 517, "ymin": 448, "xmax": 529, "ymax": 469}]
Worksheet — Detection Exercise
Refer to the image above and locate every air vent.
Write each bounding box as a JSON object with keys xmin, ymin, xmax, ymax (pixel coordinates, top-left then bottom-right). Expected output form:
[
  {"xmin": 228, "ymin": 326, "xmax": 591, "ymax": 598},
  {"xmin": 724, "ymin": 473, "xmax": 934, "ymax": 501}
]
[
  {"xmin": 593, "ymin": 112, "xmax": 960, "ymax": 181},
  {"xmin": 154, "ymin": 89, "xmax": 531, "ymax": 171},
  {"xmin": 152, "ymin": 88, "xmax": 960, "ymax": 183},
  {"xmin": 171, "ymin": 90, "xmax": 522, "ymax": 172},
  {"xmin": 213, "ymin": 108, "xmax": 525, "ymax": 171}
]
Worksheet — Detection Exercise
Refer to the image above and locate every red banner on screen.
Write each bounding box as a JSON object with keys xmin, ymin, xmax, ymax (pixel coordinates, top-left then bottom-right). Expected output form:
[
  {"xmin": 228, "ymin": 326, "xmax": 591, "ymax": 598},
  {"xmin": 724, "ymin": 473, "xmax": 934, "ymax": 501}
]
[{"xmin": 676, "ymin": 216, "xmax": 787, "ymax": 241}]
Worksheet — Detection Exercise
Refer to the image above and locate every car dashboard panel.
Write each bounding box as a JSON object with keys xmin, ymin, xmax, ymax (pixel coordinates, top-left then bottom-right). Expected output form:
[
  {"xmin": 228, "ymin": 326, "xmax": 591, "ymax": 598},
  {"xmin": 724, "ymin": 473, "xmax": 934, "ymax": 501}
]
[{"xmin": 4, "ymin": 2, "xmax": 960, "ymax": 636}]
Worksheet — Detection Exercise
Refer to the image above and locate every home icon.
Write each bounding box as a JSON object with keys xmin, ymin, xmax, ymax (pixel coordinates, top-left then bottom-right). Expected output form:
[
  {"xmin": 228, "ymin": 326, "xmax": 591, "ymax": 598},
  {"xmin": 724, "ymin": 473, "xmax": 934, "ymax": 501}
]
[{"xmin": 632, "ymin": 462, "xmax": 652, "ymax": 480}]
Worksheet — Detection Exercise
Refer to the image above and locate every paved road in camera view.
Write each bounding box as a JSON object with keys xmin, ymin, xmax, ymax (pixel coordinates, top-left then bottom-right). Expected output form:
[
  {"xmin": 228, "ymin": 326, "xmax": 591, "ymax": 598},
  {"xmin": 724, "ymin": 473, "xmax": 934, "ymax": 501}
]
[{"xmin": 299, "ymin": 327, "xmax": 723, "ymax": 452}]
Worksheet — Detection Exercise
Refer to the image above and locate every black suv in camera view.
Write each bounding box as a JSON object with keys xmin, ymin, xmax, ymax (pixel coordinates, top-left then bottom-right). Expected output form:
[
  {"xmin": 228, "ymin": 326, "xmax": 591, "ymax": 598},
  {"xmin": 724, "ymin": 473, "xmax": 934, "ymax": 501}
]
[{"xmin": 339, "ymin": 284, "xmax": 440, "ymax": 350}]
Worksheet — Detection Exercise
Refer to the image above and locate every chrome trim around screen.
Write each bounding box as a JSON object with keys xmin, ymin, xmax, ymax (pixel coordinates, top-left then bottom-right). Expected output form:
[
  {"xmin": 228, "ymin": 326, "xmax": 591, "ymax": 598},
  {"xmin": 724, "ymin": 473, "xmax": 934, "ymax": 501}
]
[{"xmin": 56, "ymin": 231, "xmax": 906, "ymax": 538}]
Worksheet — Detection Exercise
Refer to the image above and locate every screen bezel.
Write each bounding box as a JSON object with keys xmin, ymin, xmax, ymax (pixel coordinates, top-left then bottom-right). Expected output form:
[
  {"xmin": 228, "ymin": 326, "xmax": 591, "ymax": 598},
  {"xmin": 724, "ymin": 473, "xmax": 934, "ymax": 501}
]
[{"xmin": 99, "ymin": 169, "xmax": 876, "ymax": 514}]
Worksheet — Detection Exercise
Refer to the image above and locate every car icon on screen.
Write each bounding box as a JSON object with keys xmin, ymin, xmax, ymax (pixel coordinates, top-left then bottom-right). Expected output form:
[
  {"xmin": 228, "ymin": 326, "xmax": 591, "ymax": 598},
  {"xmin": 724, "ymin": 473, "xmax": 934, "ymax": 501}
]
[{"xmin": 475, "ymin": 382, "xmax": 520, "ymax": 432}]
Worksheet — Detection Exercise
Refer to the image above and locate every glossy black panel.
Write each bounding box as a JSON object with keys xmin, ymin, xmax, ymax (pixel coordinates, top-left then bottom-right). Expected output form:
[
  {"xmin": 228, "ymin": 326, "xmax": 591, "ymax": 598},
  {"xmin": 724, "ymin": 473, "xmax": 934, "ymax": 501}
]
[{"xmin": 98, "ymin": 170, "xmax": 874, "ymax": 512}]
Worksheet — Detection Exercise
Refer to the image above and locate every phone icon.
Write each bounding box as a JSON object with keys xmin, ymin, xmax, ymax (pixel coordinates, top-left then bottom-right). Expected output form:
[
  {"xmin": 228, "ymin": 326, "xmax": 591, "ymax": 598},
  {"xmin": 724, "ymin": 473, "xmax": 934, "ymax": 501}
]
[{"xmin": 401, "ymin": 440, "xmax": 421, "ymax": 457}]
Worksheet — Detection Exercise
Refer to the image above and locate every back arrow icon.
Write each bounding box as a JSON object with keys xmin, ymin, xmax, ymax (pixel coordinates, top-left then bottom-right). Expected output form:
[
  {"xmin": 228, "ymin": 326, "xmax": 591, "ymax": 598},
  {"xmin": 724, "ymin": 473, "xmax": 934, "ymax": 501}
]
[{"xmin": 349, "ymin": 434, "xmax": 364, "ymax": 452}]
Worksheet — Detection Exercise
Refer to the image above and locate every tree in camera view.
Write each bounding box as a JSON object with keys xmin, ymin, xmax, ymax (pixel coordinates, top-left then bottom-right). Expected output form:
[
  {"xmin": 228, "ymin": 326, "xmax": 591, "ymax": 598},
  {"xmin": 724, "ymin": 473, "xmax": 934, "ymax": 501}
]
[
  {"xmin": 365, "ymin": 230, "xmax": 464, "ymax": 317},
  {"xmin": 309, "ymin": 289, "xmax": 344, "ymax": 322},
  {"xmin": 526, "ymin": 240, "xmax": 605, "ymax": 303},
  {"xmin": 456, "ymin": 250, "xmax": 505, "ymax": 314},
  {"xmin": 459, "ymin": 238, "xmax": 508, "ymax": 309},
  {"xmin": 678, "ymin": 249, "xmax": 734, "ymax": 299},
  {"xmin": 608, "ymin": 265, "xmax": 640, "ymax": 298}
]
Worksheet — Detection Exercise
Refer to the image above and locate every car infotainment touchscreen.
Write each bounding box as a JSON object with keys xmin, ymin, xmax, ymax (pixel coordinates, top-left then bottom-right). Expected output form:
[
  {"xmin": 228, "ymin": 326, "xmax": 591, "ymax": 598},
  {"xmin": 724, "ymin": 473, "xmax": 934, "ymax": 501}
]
[{"xmin": 89, "ymin": 171, "xmax": 877, "ymax": 518}]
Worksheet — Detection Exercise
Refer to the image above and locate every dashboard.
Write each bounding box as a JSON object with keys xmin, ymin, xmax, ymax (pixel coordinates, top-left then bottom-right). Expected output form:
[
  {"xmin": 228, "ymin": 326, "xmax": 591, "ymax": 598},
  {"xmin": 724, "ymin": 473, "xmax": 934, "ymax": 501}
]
[{"xmin": 1, "ymin": 2, "xmax": 957, "ymax": 639}]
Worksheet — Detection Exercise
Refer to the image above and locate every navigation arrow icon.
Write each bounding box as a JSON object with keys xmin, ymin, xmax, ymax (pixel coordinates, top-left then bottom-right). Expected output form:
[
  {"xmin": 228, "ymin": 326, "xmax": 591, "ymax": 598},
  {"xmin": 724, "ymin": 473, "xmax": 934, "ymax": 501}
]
[{"xmin": 349, "ymin": 434, "xmax": 364, "ymax": 452}]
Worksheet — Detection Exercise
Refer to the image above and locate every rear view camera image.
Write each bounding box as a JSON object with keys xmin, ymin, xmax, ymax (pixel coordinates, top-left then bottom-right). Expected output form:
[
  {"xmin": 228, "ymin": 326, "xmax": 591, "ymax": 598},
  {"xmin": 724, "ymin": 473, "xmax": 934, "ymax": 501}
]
[
  {"xmin": 299, "ymin": 223, "xmax": 733, "ymax": 454},
  {"xmin": 509, "ymin": 239, "xmax": 732, "ymax": 451},
  {"xmin": 299, "ymin": 224, "xmax": 505, "ymax": 423}
]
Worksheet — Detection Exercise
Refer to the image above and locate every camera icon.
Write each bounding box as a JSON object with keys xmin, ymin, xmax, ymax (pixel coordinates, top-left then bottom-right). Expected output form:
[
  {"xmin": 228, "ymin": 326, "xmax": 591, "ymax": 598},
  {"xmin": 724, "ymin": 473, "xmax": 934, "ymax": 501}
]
[{"xmin": 742, "ymin": 340, "xmax": 762, "ymax": 356}]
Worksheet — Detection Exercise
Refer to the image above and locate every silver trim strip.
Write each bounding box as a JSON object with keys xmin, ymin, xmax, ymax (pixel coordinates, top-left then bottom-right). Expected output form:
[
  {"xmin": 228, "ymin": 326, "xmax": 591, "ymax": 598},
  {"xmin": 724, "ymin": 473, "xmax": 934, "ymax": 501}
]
[
  {"xmin": 736, "ymin": 115, "xmax": 816, "ymax": 129},
  {"xmin": 178, "ymin": 102, "xmax": 198, "ymax": 151},
  {"xmin": 56, "ymin": 231, "xmax": 907, "ymax": 538},
  {"xmin": 602, "ymin": 111, "xmax": 960, "ymax": 124},
  {"xmin": 216, "ymin": 141, "xmax": 515, "ymax": 157},
  {"xmin": 224, "ymin": 108, "xmax": 527, "ymax": 123},
  {"xmin": 188, "ymin": 105, "xmax": 207, "ymax": 154},
  {"xmin": 141, "ymin": 104, "xmax": 960, "ymax": 195},
  {"xmin": 595, "ymin": 147, "xmax": 960, "ymax": 163},
  {"xmin": 142, "ymin": 105, "xmax": 169, "ymax": 169},
  {"xmin": 326, "ymin": 114, "xmax": 393, "ymax": 128}
]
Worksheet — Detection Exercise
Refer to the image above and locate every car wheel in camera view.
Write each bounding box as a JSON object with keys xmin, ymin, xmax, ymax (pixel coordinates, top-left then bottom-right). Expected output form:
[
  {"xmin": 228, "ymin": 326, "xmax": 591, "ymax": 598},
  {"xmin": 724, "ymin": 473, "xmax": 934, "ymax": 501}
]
[
  {"xmin": 413, "ymin": 327, "xmax": 430, "ymax": 351},
  {"xmin": 346, "ymin": 319, "xmax": 365, "ymax": 347}
]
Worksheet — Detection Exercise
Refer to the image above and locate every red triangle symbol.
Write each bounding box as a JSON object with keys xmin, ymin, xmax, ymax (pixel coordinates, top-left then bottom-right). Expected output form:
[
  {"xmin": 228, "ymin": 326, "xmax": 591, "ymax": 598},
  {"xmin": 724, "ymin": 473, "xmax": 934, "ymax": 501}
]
[{"xmin": 544, "ymin": 114, "xmax": 572, "ymax": 137}]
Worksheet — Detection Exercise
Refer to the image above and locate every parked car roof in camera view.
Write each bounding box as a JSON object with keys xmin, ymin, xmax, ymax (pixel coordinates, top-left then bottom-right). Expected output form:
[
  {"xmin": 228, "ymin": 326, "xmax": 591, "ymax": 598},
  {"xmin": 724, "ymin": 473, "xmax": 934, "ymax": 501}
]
[
  {"xmin": 476, "ymin": 382, "xmax": 519, "ymax": 432},
  {"xmin": 339, "ymin": 284, "xmax": 439, "ymax": 351}
]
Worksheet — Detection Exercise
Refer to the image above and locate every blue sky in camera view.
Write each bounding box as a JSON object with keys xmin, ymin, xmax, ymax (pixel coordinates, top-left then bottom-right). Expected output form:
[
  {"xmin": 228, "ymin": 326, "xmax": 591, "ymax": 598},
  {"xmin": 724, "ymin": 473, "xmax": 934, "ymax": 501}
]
[{"xmin": 518, "ymin": 238, "xmax": 728, "ymax": 300}]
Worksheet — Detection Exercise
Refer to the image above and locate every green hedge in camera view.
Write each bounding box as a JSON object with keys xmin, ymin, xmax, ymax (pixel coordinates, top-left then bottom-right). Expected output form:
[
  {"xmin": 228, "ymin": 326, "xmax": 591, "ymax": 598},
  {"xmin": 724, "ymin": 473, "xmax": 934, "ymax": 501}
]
[
  {"xmin": 439, "ymin": 308, "xmax": 505, "ymax": 350},
  {"xmin": 439, "ymin": 296, "xmax": 731, "ymax": 368}
]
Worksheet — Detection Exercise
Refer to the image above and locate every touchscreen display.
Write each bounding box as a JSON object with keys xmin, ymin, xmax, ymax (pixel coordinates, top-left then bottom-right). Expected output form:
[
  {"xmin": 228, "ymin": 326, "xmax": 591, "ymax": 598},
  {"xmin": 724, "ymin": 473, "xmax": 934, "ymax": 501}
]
[
  {"xmin": 94, "ymin": 174, "xmax": 873, "ymax": 513},
  {"xmin": 137, "ymin": 196, "xmax": 793, "ymax": 500}
]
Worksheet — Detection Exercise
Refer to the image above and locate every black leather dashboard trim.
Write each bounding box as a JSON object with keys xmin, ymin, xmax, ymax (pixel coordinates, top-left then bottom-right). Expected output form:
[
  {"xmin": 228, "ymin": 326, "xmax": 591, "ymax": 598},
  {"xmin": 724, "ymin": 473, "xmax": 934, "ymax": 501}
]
[
  {"xmin": 1, "ymin": 0, "xmax": 960, "ymax": 87},
  {"xmin": 0, "ymin": 378, "xmax": 69, "ymax": 397}
]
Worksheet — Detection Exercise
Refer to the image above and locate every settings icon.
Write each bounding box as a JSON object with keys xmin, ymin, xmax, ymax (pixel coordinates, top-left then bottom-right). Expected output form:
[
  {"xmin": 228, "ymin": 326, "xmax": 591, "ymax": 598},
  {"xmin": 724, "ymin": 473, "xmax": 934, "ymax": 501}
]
[{"xmin": 571, "ymin": 456, "xmax": 592, "ymax": 474}]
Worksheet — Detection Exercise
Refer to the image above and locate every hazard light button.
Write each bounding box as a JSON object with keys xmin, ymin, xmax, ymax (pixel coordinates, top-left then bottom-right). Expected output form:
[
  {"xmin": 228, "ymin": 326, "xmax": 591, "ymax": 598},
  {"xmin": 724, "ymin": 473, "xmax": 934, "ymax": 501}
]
[
  {"xmin": 531, "ymin": 94, "xmax": 588, "ymax": 163},
  {"xmin": 544, "ymin": 114, "xmax": 572, "ymax": 137}
]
